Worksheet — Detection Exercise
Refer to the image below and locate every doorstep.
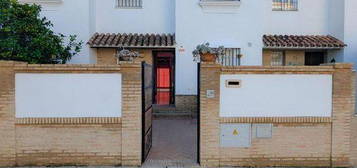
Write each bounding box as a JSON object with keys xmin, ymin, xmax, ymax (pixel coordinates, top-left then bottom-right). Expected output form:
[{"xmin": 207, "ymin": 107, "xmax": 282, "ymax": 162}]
[{"xmin": 153, "ymin": 104, "xmax": 194, "ymax": 118}]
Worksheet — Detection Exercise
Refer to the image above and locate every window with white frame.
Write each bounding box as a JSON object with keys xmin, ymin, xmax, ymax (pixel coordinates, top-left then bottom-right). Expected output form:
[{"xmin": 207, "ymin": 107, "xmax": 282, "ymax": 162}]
[
  {"xmin": 117, "ymin": 0, "xmax": 142, "ymax": 8},
  {"xmin": 271, "ymin": 51, "xmax": 284, "ymax": 66},
  {"xmin": 272, "ymin": 0, "xmax": 298, "ymax": 11}
]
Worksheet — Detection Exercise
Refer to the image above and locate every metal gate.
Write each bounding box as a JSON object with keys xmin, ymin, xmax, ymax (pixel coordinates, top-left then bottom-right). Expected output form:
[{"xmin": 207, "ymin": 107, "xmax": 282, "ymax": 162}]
[
  {"xmin": 197, "ymin": 63, "xmax": 200, "ymax": 163},
  {"xmin": 142, "ymin": 62, "xmax": 153, "ymax": 162}
]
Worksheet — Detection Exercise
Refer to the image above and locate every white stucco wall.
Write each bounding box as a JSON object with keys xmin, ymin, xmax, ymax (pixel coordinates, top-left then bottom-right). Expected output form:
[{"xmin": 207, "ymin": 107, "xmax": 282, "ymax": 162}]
[
  {"xmin": 37, "ymin": 0, "xmax": 175, "ymax": 64},
  {"xmin": 34, "ymin": 0, "xmax": 357, "ymax": 95},
  {"xmin": 38, "ymin": 0, "xmax": 96, "ymax": 64},
  {"xmin": 175, "ymin": 0, "xmax": 332, "ymax": 94},
  {"xmin": 264, "ymin": 0, "xmax": 329, "ymax": 35},
  {"xmin": 175, "ymin": 0, "xmax": 265, "ymax": 94},
  {"xmin": 94, "ymin": 0, "xmax": 175, "ymax": 33},
  {"xmin": 220, "ymin": 74, "xmax": 332, "ymax": 117},
  {"xmin": 343, "ymin": 0, "xmax": 357, "ymax": 67},
  {"xmin": 326, "ymin": 0, "xmax": 345, "ymax": 62},
  {"xmin": 15, "ymin": 73, "xmax": 122, "ymax": 118}
]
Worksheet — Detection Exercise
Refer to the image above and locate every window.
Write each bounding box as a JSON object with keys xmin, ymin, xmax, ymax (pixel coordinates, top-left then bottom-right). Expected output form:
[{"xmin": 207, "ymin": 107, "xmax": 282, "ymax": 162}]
[
  {"xmin": 272, "ymin": 0, "xmax": 298, "ymax": 11},
  {"xmin": 217, "ymin": 48, "xmax": 241, "ymax": 66},
  {"xmin": 271, "ymin": 51, "xmax": 284, "ymax": 66},
  {"xmin": 117, "ymin": 0, "xmax": 142, "ymax": 8}
]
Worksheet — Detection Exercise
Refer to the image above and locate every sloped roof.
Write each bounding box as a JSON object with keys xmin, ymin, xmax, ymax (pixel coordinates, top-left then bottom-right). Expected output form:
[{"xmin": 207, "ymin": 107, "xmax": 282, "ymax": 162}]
[
  {"xmin": 263, "ymin": 35, "xmax": 346, "ymax": 49},
  {"xmin": 88, "ymin": 33, "xmax": 175, "ymax": 48}
]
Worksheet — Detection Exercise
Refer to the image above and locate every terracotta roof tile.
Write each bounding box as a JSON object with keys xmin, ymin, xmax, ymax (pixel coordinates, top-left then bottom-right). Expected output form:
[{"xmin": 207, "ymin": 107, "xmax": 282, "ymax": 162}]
[
  {"xmin": 263, "ymin": 35, "xmax": 346, "ymax": 49},
  {"xmin": 88, "ymin": 33, "xmax": 175, "ymax": 48}
]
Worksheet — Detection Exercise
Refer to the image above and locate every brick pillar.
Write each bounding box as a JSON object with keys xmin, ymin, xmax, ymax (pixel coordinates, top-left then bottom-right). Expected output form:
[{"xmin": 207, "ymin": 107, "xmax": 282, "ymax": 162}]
[
  {"xmin": 350, "ymin": 71, "xmax": 357, "ymax": 167},
  {"xmin": 0, "ymin": 61, "xmax": 16, "ymax": 166},
  {"xmin": 331, "ymin": 63, "xmax": 354, "ymax": 167},
  {"xmin": 120, "ymin": 62, "xmax": 142, "ymax": 166},
  {"xmin": 200, "ymin": 63, "xmax": 221, "ymax": 167}
]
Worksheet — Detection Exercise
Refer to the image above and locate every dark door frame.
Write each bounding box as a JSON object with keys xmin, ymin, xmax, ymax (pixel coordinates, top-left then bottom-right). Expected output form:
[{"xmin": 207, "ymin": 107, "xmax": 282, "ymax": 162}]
[{"xmin": 153, "ymin": 50, "xmax": 176, "ymax": 105}]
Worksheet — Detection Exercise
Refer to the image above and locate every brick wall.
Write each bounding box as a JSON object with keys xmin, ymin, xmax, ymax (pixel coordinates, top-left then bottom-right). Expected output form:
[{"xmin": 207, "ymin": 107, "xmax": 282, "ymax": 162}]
[
  {"xmin": 351, "ymin": 72, "xmax": 357, "ymax": 167},
  {"xmin": 263, "ymin": 50, "xmax": 305, "ymax": 66},
  {"xmin": 262, "ymin": 50, "xmax": 272, "ymax": 66},
  {"xmin": 97, "ymin": 48, "xmax": 117, "ymax": 64},
  {"xmin": 351, "ymin": 116, "xmax": 357, "ymax": 166},
  {"xmin": 285, "ymin": 50, "xmax": 305, "ymax": 66},
  {"xmin": 0, "ymin": 61, "xmax": 142, "ymax": 167},
  {"xmin": 0, "ymin": 61, "xmax": 17, "ymax": 166},
  {"xmin": 331, "ymin": 64, "xmax": 354, "ymax": 166},
  {"xmin": 199, "ymin": 63, "xmax": 355, "ymax": 167},
  {"xmin": 220, "ymin": 123, "xmax": 331, "ymax": 167},
  {"xmin": 96, "ymin": 48, "xmax": 153, "ymax": 65},
  {"xmin": 15, "ymin": 124, "xmax": 122, "ymax": 166}
]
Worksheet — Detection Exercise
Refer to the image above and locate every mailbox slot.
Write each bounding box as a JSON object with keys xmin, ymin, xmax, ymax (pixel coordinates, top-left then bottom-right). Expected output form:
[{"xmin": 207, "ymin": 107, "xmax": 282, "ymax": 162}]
[{"xmin": 226, "ymin": 79, "xmax": 241, "ymax": 88}]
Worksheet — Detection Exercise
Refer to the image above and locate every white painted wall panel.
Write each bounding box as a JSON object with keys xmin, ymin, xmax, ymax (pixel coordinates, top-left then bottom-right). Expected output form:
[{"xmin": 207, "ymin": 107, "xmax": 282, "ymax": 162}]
[
  {"xmin": 220, "ymin": 74, "xmax": 332, "ymax": 117},
  {"xmin": 15, "ymin": 73, "xmax": 122, "ymax": 118}
]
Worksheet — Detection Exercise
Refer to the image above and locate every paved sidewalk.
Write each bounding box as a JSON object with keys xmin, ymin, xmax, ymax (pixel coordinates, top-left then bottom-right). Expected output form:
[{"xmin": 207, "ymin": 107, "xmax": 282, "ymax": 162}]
[
  {"xmin": 143, "ymin": 118, "xmax": 198, "ymax": 168},
  {"xmin": 10, "ymin": 166, "xmax": 324, "ymax": 168}
]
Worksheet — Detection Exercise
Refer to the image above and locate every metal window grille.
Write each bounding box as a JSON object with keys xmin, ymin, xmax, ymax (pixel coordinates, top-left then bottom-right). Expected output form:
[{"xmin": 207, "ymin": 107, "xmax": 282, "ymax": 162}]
[
  {"xmin": 117, "ymin": 0, "xmax": 142, "ymax": 8},
  {"xmin": 217, "ymin": 48, "xmax": 241, "ymax": 66},
  {"xmin": 272, "ymin": 0, "xmax": 298, "ymax": 11},
  {"xmin": 271, "ymin": 51, "xmax": 284, "ymax": 66}
]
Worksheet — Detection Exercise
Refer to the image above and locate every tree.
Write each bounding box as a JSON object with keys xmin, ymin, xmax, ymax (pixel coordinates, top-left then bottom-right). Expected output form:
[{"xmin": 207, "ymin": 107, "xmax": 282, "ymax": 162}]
[{"xmin": 0, "ymin": 0, "xmax": 82, "ymax": 64}]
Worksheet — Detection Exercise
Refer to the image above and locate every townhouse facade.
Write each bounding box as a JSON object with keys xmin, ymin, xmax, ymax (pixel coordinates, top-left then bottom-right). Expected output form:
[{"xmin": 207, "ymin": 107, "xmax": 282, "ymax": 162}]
[
  {"xmin": 1, "ymin": 1, "xmax": 357, "ymax": 167},
  {"xmin": 20, "ymin": 0, "xmax": 357, "ymax": 111}
]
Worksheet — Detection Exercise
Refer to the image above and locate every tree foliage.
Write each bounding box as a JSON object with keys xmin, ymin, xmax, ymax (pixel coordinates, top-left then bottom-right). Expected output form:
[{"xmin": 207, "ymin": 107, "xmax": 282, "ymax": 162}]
[{"xmin": 0, "ymin": 0, "xmax": 82, "ymax": 64}]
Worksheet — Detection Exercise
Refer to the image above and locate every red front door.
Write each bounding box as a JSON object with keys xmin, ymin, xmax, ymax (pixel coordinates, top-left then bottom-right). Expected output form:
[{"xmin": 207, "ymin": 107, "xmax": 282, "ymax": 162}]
[{"xmin": 155, "ymin": 52, "xmax": 174, "ymax": 105}]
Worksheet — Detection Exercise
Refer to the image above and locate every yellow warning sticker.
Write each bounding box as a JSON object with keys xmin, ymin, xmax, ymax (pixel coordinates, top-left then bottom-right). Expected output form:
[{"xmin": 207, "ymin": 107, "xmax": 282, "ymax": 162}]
[{"xmin": 233, "ymin": 129, "xmax": 239, "ymax": 136}]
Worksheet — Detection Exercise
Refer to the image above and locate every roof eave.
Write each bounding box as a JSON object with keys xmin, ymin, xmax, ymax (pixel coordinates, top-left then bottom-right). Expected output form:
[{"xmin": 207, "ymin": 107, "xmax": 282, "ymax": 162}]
[
  {"xmin": 263, "ymin": 46, "xmax": 345, "ymax": 50},
  {"xmin": 89, "ymin": 45, "xmax": 176, "ymax": 49}
]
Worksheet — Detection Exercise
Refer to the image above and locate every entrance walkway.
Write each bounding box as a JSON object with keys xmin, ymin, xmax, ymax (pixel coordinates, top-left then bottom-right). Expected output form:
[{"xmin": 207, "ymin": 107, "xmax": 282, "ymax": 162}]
[{"xmin": 143, "ymin": 118, "xmax": 198, "ymax": 168}]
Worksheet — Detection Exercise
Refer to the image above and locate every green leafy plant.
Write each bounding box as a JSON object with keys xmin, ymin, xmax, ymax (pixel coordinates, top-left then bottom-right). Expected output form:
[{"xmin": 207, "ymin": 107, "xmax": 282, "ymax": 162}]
[{"xmin": 0, "ymin": 0, "xmax": 82, "ymax": 64}]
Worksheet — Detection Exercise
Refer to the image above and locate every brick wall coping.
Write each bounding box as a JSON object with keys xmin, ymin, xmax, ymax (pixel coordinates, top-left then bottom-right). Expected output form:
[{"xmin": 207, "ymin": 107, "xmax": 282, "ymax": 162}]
[
  {"xmin": 0, "ymin": 61, "xmax": 141, "ymax": 71},
  {"xmin": 201, "ymin": 62, "xmax": 353, "ymax": 72},
  {"xmin": 220, "ymin": 117, "xmax": 332, "ymax": 123},
  {"xmin": 15, "ymin": 117, "xmax": 121, "ymax": 125}
]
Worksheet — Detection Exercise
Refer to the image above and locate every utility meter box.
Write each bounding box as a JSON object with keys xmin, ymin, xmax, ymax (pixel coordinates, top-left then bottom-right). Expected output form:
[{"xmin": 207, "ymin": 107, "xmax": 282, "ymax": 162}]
[
  {"xmin": 220, "ymin": 124, "xmax": 251, "ymax": 147},
  {"xmin": 254, "ymin": 124, "xmax": 273, "ymax": 138}
]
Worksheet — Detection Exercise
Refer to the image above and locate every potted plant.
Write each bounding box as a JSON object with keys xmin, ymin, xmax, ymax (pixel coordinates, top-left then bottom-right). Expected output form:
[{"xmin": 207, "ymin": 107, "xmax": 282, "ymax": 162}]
[
  {"xmin": 115, "ymin": 48, "xmax": 141, "ymax": 62},
  {"xmin": 193, "ymin": 43, "xmax": 224, "ymax": 62}
]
